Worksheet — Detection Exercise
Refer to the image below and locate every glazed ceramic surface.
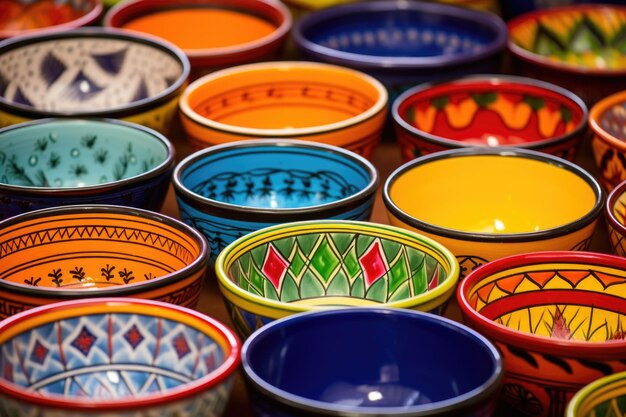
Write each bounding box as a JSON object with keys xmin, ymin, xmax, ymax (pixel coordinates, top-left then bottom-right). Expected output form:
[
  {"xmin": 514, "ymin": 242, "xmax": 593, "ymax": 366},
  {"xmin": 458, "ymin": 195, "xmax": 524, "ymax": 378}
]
[
  {"xmin": 179, "ymin": 61, "xmax": 387, "ymax": 159},
  {"xmin": 0, "ymin": 298, "xmax": 240, "ymax": 417},
  {"xmin": 606, "ymin": 179, "xmax": 626, "ymax": 257},
  {"xmin": 0, "ymin": 118, "xmax": 174, "ymax": 219},
  {"xmin": 458, "ymin": 251, "xmax": 626, "ymax": 417},
  {"xmin": 591, "ymin": 90, "xmax": 626, "ymax": 191},
  {"xmin": 242, "ymin": 308, "xmax": 503, "ymax": 416},
  {"xmin": 292, "ymin": 1, "xmax": 507, "ymax": 93},
  {"xmin": 215, "ymin": 220, "xmax": 459, "ymax": 338},
  {"xmin": 383, "ymin": 148, "xmax": 603, "ymax": 277},
  {"xmin": 0, "ymin": 0, "xmax": 103, "ymax": 39},
  {"xmin": 567, "ymin": 371, "xmax": 626, "ymax": 417},
  {"xmin": 105, "ymin": 0, "xmax": 291, "ymax": 78},
  {"xmin": 508, "ymin": 5, "xmax": 626, "ymax": 105},
  {"xmin": 393, "ymin": 75, "xmax": 588, "ymax": 162},
  {"xmin": 0, "ymin": 205, "xmax": 208, "ymax": 319},
  {"xmin": 0, "ymin": 28, "xmax": 189, "ymax": 133}
]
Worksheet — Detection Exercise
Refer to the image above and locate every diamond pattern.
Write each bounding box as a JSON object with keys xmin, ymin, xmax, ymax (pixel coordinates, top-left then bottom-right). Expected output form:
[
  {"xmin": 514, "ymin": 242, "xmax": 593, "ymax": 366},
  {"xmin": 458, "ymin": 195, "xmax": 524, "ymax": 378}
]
[
  {"xmin": 173, "ymin": 333, "xmax": 191, "ymax": 359},
  {"xmin": 261, "ymin": 244, "xmax": 289, "ymax": 290},
  {"xmin": 359, "ymin": 240, "xmax": 387, "ymax": 288},
  {"xmin": 30, "ymin": 340, "xmax": 49, "ymax": 365},
  {"xmin": 123, "ymin": 324, "xmax": 144, "ymax": 350},
  {"xmin": 310, "ymin": 237, "xmax": 340, "ymax": 282},
  {"xmin": 71, "ymin": 326, "xmax": 97, "ymax": 357}
]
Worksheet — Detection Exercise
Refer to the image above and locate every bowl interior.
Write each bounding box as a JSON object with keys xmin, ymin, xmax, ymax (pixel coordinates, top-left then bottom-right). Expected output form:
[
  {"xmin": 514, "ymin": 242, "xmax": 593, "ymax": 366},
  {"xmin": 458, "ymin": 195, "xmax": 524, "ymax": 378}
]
[
  {"xmin": 465, "ymin": 261, "xmax": 626, "ymax": 342},
  {"xmin": 612, "ymin": 187, "xmax": 626, "ymax": 229},
  {"xmin": 0, "ymin": 306, "xmax": 227, "ymax": 401},
  {"xmin": 300, "ymin": 7, "xmax": 498, "ymax": 58},
  {"xmin": 509, "ymin": 6, "xmax": 626, "ymax": 71},
  {"xmin": 225, "ymin": 225, "xmax": 452, "ymax": 305},
  {"xmin": 245, "ymin": 310, "xmax": 499, "ymax": 409},
  {"xmin": 573, "ymin": 374, "xmax": 626, "ymax": 417},
  {"xmin": 388, "ymin": 154, "xmax": 597, "ymax": 234},
  {"xmin": 596, "ymin": 96, "xmax": 626, "ymax": 141},
  {"xmin": 179, "ymin": 144, "xmax": 372, "ymax": 208},
  {"xmin": 0, "ymin": 0, "xmax": 98, "ymax": 34},
  {"xmin": 0, "ymin": 36, "xmax": 184, "ymax": 113},
  {"xmin": 0, "ymin": 210, "xmax": 203, "ymax": 289},
  {"xmin": 397, "ymin": 80, "xmax": 584, "ymax": 145},
  {"xmin": 186, "ymin": 65, "xmax": 381, "ymax": 130},
  {"xmin": 0, "ymin": 120, "xmax": 169, "ymax": 188}
]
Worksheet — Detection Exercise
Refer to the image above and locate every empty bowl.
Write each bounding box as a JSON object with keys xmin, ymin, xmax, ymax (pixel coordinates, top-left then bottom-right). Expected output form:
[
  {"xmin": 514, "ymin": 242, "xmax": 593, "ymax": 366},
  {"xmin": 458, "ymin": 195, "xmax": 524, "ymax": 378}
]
[
  {"xmin": 508, "ymin": 4, "xmax": 626, "ymax": 105},
  {"xmin": 383, "ymin": 148, "xmax": 603, "ymax": 277},
  {"xmin": 215, "ymin": 220, "xmax": 459, "ymax": 338},
  {"xmin": 393, "ymin": 74, "xmax": 588, "ymax": 161},
  {"xmin": 0, "ymin": 118, "xmax": 174, "ymax": 219},
  {"xmin": 458, "ymin": 251, "xmax": 626, "ymax": 417},
  {"xmin": 0, "ymin": 27, "xmax": 190, "ymax": 133},
  {"xmin": 178, "ymin": 61, "xmax": 388, "ymax": 159},
  {"xmin": 567, "ymin": 371, "xmax": 626, "ymax": 417},
  {"xmin": 104, "ymin": 0, "xmax": 291, "ymax": 79},
  {"xmin": 292, "ymin": 1, "xmax": 507, "ymax": 93},
  {"xmin": 0, "ymin": 297, "xmax": 240, "ymax": 417},
  {"xmin": 242, "ymin": 308, "xmax": 503, "ymax": 416},
  {"xmin": 0, "ymin": 205, "xmax": 209, "ymax": 319},
  {"xmin": 174, "ymin": 139, "xmax": 378, "ymax": 259}
]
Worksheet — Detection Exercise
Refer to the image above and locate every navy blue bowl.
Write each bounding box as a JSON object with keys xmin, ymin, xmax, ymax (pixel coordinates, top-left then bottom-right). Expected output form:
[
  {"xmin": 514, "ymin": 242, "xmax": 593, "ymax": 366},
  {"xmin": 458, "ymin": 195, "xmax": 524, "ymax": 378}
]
[
  {"xmin": 242, "ymin": 308, "xmax": 504, "ymax": 416},
  {"xmin": 173, "ymin": 139, "xmax": 378, "ymax": 259},
  {"xmin": 0, "ymin": 118, "xmax": 174, "ymax": 219},
  {"xmin": 293, "ymin": 1, "xmax": 508, "ymax": 93}
]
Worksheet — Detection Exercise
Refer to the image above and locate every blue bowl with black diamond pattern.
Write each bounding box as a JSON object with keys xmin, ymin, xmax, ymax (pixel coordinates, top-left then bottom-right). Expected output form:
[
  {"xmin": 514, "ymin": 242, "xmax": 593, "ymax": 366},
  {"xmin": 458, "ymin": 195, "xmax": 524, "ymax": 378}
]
[
  {"xmin": 0, "ymin": 118, "xmax": 174, "ymax": 219},
  {"xmin": 0, "ymin": 27, "xmax": 189, "ymax": 134},
  {"xmin": 0, "ymin": 297, "xmax": 240, "ymax": 417},
  {"xmin": 172, "ymin": 139, "xmax": 378, "ymax": 261}
]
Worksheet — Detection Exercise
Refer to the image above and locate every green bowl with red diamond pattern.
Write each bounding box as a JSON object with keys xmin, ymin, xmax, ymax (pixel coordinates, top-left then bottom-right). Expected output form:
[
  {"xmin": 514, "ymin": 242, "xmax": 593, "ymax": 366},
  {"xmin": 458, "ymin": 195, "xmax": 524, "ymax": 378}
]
[{"xmin": 214, "ymin": 220, "xmax": 459, "ymax": 339}]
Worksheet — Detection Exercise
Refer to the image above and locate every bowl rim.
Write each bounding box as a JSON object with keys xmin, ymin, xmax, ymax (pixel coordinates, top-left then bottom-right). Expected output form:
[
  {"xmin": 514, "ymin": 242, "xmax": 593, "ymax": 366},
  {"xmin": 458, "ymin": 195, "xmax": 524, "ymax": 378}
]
[
  {"xmin": 0, "ymin": 27, "xmax": 191, "ymax": 118},
  {"xmin": 392, "ymin": 73, "xmax": 589, "ymax": 150},
  {"xmin": 172, "ymin": 139, "xmax": 378, "ymax": 221},
  {"xmin": 589, "ymin": 89, "xmax": 626, "ymax": 151},
  {"xmin": 457, "ymin": 250, "xmax": 626, "ymax": 359},
  {"xmin": 0, "ymin": 204, "xmax": 210, "ymax": 297},
  {"xmin": 178, "ymin": 60, "xmax": 388, "ymax": 137},
  {"xmin": 507, "ymin": 4, "xmax": 626, "ymax": 76},
  {"xmin": 214, "ymin": 220, "xmax": 460, "ymax": 315},
  {"xmin": 104, "ymin": 0, "xmax": 292, "ymax": 59},
  {"xmin": 241, "ymin": 307, "xmax": 503, "ymax": 416},
  {"xmin": 382, "ymin": 147, "xmax": 604, "ymax": 242},
  {"xmin": 0, "ymin": 0, "xmax": 104, "ymax": 39},
  {"xmin": 0, "ymin": 297, "xmax": 240, "ymax": 410},
  {"xmin": 606, "ymin": 176, "xmax": 626, "ymax": 237},
  {"xmin": 565, "ymin": 370, "xmax": 626, "ymax": 417},
  {"xmin": 0, "ymin": 117, "xmax": 175, "ymax": 194},
  {"xmin": 292, "ymin": 0, "xmax": 508, "ymax": 70}
]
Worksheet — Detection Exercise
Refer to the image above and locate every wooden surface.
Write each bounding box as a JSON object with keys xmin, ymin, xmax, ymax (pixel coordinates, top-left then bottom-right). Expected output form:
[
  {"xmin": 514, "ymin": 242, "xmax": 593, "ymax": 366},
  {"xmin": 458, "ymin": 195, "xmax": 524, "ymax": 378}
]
[{"xmin": 160, "ymin": 128, "xmax": 610, "ymax": 416}]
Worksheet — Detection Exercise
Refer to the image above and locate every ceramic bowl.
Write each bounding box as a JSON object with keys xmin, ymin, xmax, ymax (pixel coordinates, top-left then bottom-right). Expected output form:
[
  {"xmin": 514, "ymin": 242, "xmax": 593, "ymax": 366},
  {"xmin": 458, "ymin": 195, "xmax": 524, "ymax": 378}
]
[
  {"xmin": 383, "ymin": 148, "xmax": 603, "ymax": 278},
  {"xmin": 458, "ymin": 251, "xmax": 626, "ymax": 417},
  {"xmin": 215, "ymin": 220, "xmax": 459, "ymax": 338},
  {"xmin": 508, "ymin": 4, "xmax": 626, "ymax": 105},
  {"xmin": 567, "ymin": 371, "xmax": 626, "ymax": 417},
  {"xmin": 0, "ymin": 205, "xmax": 209, "ymax": 319},
  {"xmin": 0, "ymin": 0, "xmax": 103, "ymax": 39},
  {"xmin": 242, "ymin": 308, "xmax": 503, "ymax": 416},
  {"xmin": 393, "ymin": 74, "xmax": 588, "ymax": 162},
  {"xmin": 590, "ymin": 90, "xmax": 626, "ymax": 191},
  {"xmin": 173, "ymin": 140, "xmax": 378, "ymax": 260},
  {"xmin": 0, "ymin": 297, "xmax": 240, "ymax": 417},
  {"xmin": 0, "ymin": 27, "xmax": 190, "ymax": 134},
  {"xmin": 179, "ymin": 61, "xmax": 388, "ymax": 159},
  {"xmin": 606, "ymin": 179, "xmax": 626, "ymax": 257},
  {"xmin": 292, "ymin": 1, "xmax": 507, "ymax": 94},
  {"xmin": 0, "ymin": 118, "xmax": 174, "ymax": 219},
  {"xmin": 104, "ymin": 0, "xmax": 291, "ymax": 79}
]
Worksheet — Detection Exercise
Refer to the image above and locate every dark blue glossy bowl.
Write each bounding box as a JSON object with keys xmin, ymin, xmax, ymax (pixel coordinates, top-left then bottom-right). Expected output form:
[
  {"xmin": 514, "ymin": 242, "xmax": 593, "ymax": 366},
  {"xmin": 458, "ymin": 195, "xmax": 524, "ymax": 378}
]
[
  {"xmin": 0, "ymin": 118, "xmax": 174, "ymax": 219},
  {"xmin": 173, "ymin": 139, "xmax": 378, "ymax": 259},
  {"xmin": 293, "ymin": 0, "xmax": 508, "ymax": 93},
  {"xmin": 242, "ymin": 308, "xmax": 503, "ymax": 416}
]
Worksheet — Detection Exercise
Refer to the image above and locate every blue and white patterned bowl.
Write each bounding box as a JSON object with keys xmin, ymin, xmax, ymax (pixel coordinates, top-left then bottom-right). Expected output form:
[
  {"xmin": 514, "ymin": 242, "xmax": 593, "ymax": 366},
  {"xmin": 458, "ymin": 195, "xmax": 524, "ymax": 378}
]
[
  {"xmin": 172, "ymin": 139, "xmax": 378, "ymax": 259},
  {"xmin": 0, "ymin": 118, "xmax": 175, "ymax": 219},
  {"xmin": 0, "ymin": 297, "xmax": 240, "ymax": 417}
]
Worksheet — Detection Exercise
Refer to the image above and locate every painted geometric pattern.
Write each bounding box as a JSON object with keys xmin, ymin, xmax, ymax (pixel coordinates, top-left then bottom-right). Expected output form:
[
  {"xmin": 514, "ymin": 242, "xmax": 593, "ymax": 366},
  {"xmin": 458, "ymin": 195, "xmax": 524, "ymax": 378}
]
[
  {"xmin": 228, "ymin": 231, "xmax": 447, "ymax": 304},
  {"xmin": 467, "ymin": 265, "xmax": 626, "ymax": 341},
  {"xmin": 0, "ymin": 314, "xmax": 225, "ymax": 399},
  {"xmin": 580, "ymin": 379, "xmax": 626, "ymax": 417}
]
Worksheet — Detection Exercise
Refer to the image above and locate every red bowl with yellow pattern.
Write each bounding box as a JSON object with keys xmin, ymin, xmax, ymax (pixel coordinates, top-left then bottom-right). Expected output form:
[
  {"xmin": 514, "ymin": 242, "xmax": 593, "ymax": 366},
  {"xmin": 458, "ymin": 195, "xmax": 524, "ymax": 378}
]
[
  {"xmin": 458, "ymin": 251, "xmax": 626, "ymax": 417},
  {"xmin": 392, "ymin": 75, "xmax": 588, "ymax": 162}
]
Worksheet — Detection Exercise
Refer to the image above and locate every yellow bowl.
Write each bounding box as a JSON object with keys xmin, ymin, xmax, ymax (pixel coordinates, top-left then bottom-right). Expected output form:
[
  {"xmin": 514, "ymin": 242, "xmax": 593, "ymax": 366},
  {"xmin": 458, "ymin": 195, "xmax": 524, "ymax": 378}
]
[
  {"xmin": 179, "ymin": 61, "xmax": 388, "ymax": 160},
  {"xmin": 383, "ymin": 148, "xmax": 603, "ymax": 277}
]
